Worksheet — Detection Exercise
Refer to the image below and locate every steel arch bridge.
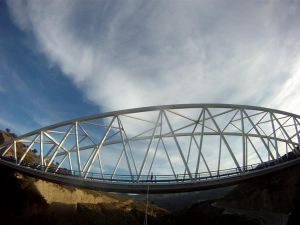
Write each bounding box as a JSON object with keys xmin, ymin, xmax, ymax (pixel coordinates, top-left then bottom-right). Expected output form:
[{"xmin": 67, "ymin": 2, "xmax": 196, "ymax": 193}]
[{"xmin": 1, "ymin": 104, "xmax": 300, "ymax": 193}]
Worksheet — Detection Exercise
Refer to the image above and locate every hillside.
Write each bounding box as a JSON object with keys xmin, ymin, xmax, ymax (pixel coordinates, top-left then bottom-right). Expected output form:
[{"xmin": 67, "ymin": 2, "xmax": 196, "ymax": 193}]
[
  {"xmin": 1, "ymin": 130, "xmax": 300, "ymax": 224},
  {"xmin": 0, "ymin": 163, "xmax": 264, "ymax": 225},
  {"xmin": 0, "ymin": 130, "xmax": 169, "ymax": 225},
  {"xmin": 0, "ymin": 164, "xmax": 169, "ymax": 225}
]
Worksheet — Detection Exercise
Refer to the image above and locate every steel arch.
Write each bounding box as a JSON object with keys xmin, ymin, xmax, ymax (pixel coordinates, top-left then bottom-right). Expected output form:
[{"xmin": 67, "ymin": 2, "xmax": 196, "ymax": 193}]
[{"xmin": 1, "ymin": 104, "xmax": 300, "ymax": 193}]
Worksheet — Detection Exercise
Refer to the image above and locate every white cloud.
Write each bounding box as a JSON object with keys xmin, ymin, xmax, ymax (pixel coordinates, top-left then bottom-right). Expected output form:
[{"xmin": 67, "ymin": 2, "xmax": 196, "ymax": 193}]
[
  {"xmin": 270, "ymin": 53, "xmax": 300, "ymax": 114},
  {"xmin": 6, "ymin": 0, "xmax": 300, "ymax": 174},
  {"xmin": 7, "ymin": 0, "xmax": 300, "ymax": 114}
]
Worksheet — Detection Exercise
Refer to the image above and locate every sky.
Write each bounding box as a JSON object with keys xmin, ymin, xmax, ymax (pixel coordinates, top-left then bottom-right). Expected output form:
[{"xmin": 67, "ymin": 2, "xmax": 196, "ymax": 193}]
[{"xmin": 1, "ymin": 0, "xmax": 300, "ymax": 135}]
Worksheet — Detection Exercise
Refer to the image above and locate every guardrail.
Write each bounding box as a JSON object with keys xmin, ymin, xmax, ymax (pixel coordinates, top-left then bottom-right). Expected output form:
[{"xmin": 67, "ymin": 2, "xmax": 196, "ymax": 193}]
[{"xmin": 3, "ymin": 157, "xmax": 295, "ymax": 184}]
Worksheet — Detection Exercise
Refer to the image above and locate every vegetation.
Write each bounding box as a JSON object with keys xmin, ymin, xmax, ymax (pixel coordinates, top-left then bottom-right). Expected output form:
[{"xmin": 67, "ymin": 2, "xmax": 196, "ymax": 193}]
[{"xmin": 0, "ymin": 129, "xmax": 38, "ymax": 164}]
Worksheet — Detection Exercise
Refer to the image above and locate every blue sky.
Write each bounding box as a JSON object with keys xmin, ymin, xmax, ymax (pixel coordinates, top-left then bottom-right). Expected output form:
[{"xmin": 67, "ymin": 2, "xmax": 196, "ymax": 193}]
[
  {"xmin": 0, "ymin": 1, "xmax": 99, "ymax": 134},
  {"xmin": 1, "ymin": 0, "xmax": 300, "ymax": 135}
]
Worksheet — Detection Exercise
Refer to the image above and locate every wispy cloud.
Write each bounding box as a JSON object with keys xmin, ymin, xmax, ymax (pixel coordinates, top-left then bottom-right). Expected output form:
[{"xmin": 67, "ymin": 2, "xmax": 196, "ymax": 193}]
[
  {"xmin": 0, "ymin": 85, "xmax": 5, "ymax": 93},
  {"xmin": 5, "ymin": 0, "xmax": 300, "ymax": 175},
  {"xmin": 6, "ymin": 0, "xmax": 300, "ymax": 115}
]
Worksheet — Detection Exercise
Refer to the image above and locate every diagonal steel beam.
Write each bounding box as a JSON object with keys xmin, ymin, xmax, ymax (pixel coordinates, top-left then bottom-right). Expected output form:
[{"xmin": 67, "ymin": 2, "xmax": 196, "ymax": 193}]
[
  {"xmin": 294, "ymin": 117, "xmax": 300, "ymax": 145},
  {"xmin": 163, "ymin": 110, "xmax": 192, "ymax": 180},
  {"xmin": 112, "ymin": 149, "xmax": 124, "ymax": 179},
  {"xmin": 137, "ymin": 111, "xmax": 162, "ymax": 181},
  {"xmin": 184, "ymin": 135, "xmax": 193, "ymax": 180},
  {"xmin": 206, "ymin": 108, "xmax": 242, "ymax": 172},
  {"xmin": 272, "ymin": 114, "xmax": 295, "ymax": 148},
  {"xmin": 161, "ymin": 138, "xmax": 177, "ymax": 179},
  {"xmin": 55, "ymin": 154, "xmax": 68, "ymax": 172},
  {"xmin": 117, "ymin": 117, "xmax": 134, "ymax": 181},
  {"xmin": 256, "ymin": 123, "xmax": 278, "ymax": 158},
  {"xmin": 270, "ymin": 112, "xmax": 279, "ymax": 158},
  {"xmin": 147, "ymin": 138, "xmax": 161, "ymax": 178},
  {"xmin": 247, "ymin": 136, "xmax": 263, "ymax": 163},
  {"xmin": 167, "ymin": 109, "xmax": 198, "ymax": 122},
  {"xmin": 222, "ymin": 110, "xmax": 239, "ymax": 132},
  {"xmin": 106, "ymin": 130, "xmax": 121, "ymax": 141},
  {"xmin": 1, "ymin": 143, "xmax": 13, "ymax": 157},
  {"xmin": 199, "ymin": 108, "xmax": 237, "ymax": 124},
  {"xmin": 192, "ymin": 135, "xmax": 212, "ymax": 177},
  {"xmin": 240, "ymin": 110, "xmax": 246, "ymax": 170},
  {"xmin": 246, "ymin": 112, "xmax": 268, "ymax": 134},
  {"xmin": 43, "ymin": 144, "xmax": 57, "ymax": 162},
  {"xmin": 40, "ymin": 131, "xmax": 44, "ymax": 166},
  {"xmin": 75, "ymin": 122, "xmax": 82, "ymax": 176},
  {"xmin": 18, "ymin": 134, "xmax": 40, "ymax": 165},
  {"xmin": 257, "ymin": 115, "xmax": 290, "ymax": 125},
  {"xmin": 271, "ymin": 115, "xmax": 295, "ymax": 154},
  {"xmin": 96, "ymin": 151, "xmax": 103, "ymax": 178},
  {"xmin": 77, "ymin": 123, "xmax": 97, "ymax": 144},
  {"xmin": 118, "ymin": 118, "xmax": 138, "ymax": 176},
  {"xmin": 243, "ymin": 110, "xmax": 275, "ymax": 160},
  {"xmin": 13, "ymin": 141, "xmax": 17, "ymax": 162},
  {"xmin": 195, "ymin": 109, "xmax": 205, "ymax": 177},
  {"xmin": 82, "ymin": 121, "xmax": 119, "ymax": 130},
  {"xmin": 217, "ymin": 136, "xmax": 222, "ymax": 175},
  {"xmin": 44, "ymin": 132, "xmax": 70, "ymax": 154},
  {"xmin": 121, "ymin": 114, "xmax": 157, "ymax": 124},
  {"xmin": 231, "ymin": 111, "xmax": 265, "ymax": 123},
  {"xmin": 184, "ymin": 109, "xmax": 204, "ymax": 178},
  {"xmin": 68, "ymin": 152, "xmax": 73, "ymax": 173},
  {"xmin": 83, "ymin": 117, "xmax": 115, "ymax": 177},
  {"xmin": 268, "ymin": 116, "xmax": 291, "ymax": 137},
  {"xmin": 45, "ymin": 125, "xmax": 74, "ymax": 171}
]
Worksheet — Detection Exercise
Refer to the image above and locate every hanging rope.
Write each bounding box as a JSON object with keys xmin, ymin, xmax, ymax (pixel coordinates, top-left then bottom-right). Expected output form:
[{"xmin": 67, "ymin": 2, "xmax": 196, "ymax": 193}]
[{"xmin": 143, "ymin": 184, "xmax": 150, "ymax": 225}]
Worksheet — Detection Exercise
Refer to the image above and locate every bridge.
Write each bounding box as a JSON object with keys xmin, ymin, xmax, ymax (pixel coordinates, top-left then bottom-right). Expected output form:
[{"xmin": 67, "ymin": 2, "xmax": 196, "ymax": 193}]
[{"xmin": 0, "ymin": 104, "xmax": 300, "ymax": 193}]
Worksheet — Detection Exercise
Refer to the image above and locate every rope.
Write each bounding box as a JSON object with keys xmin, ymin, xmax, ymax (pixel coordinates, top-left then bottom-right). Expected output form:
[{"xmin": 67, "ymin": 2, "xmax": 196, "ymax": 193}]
[{"xmin": 143, "ymin": 184, "xmax": 150, "ymax": 225}]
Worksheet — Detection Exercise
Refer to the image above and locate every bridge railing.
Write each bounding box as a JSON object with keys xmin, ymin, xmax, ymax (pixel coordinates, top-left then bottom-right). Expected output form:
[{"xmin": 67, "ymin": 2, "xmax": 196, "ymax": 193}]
[{"xmin": 8, "ymin": 155, "xmax": 298, "ymax": 184}]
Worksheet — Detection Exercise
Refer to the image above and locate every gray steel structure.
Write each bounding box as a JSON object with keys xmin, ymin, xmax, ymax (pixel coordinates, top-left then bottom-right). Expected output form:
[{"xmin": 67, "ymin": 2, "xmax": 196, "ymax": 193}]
[{"xmin": 0, "ymin": 104, "xmax": 300, "ymax": 193}]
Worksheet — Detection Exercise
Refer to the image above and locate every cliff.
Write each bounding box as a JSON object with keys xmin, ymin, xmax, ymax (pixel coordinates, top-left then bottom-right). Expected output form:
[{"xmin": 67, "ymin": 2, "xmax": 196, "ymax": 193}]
[
  {"xmin": 0, "ymin": 165, "xmax": 169, "ymax": 225},
  {"xmin": 1, "ymin": 130, "xmax": 300, "ymax": 224},
  {"xmin": 0, "ymin": 130, "xmax": 169, "ymax": 225}
]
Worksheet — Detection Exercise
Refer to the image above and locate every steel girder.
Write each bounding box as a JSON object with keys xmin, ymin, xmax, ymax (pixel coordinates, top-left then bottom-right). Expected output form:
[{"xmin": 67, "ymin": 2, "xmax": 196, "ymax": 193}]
[{"xmin": 0, "ymin": 104, "xmax": 300, "ymax": 193}]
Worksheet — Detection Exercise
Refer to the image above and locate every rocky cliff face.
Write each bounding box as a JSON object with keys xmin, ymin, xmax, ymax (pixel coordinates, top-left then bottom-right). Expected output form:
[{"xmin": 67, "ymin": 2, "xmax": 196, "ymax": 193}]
[
  {"xmin": 34, "ymin": 179, "xmax": 119, "ymax": 205},
  {"xmin": 216, "ymin": 164, "xmax": 300, "ymax": 213},
  {"xmin": 0, "ymin": 130, "xmax": 169, "ymax": 225},
  {"xmin": 1, "ymin": 130, "xmax": 300, "ymax": 224},
  {"xmin": 0, "ymin": 166, "xmax": 169, "ymax": 225}
]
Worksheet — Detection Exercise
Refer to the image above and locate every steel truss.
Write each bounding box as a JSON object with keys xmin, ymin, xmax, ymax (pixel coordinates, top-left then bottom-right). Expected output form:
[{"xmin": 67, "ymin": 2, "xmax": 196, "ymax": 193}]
[{"xmin": 0, "ymin": 104, "xmax": 300, "ymax": 190}]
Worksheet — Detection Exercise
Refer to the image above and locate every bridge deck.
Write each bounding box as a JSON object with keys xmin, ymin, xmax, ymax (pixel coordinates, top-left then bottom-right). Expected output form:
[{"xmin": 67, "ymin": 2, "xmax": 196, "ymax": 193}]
[
  {"xmin": 1, "ymin": 157, "xmax": 299, "ymax": 193},
  {"xmin": 1, "ymin": 104, "xmax": 300, "ymax": 193}
]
